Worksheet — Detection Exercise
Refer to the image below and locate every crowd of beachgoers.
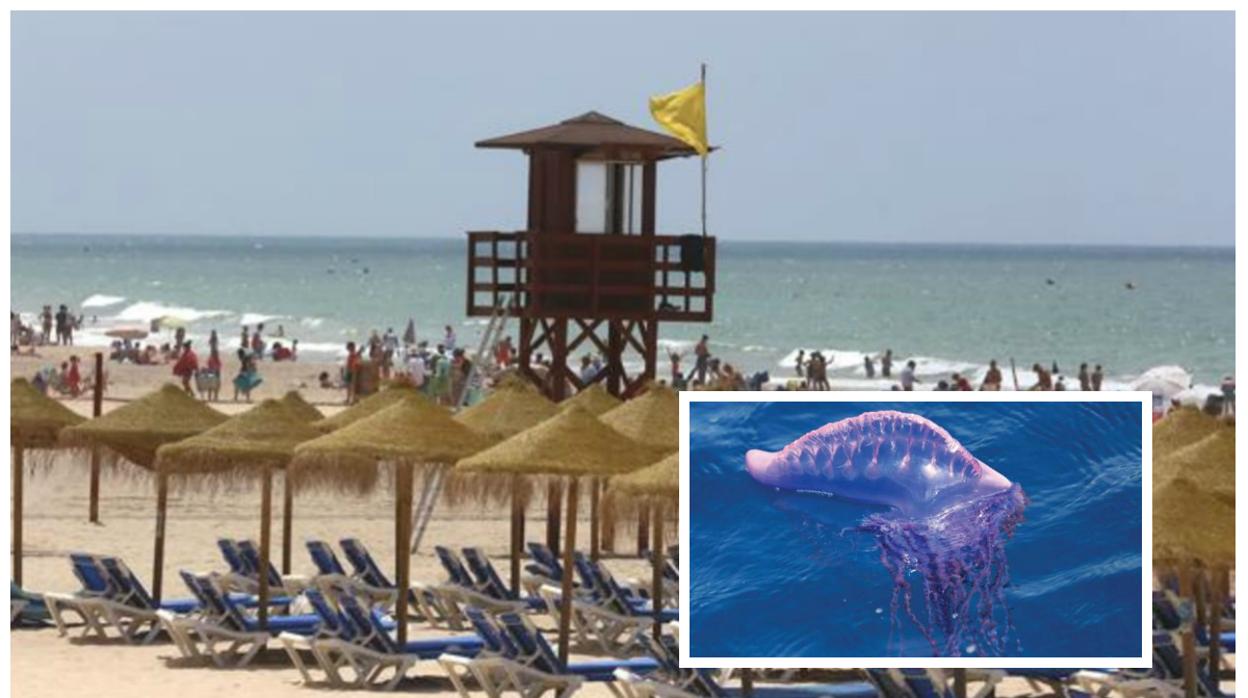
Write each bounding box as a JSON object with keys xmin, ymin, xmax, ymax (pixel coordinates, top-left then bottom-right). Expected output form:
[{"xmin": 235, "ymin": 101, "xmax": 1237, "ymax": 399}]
[{"xmin": 13, "ymin": 300, "xmax": 1237, "ymax": 419}]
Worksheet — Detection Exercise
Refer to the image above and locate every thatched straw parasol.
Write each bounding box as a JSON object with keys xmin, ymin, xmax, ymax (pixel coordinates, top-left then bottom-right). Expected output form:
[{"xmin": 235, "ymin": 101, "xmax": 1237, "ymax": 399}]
[
  {"xmin": 1155, "ymin": 426, "xmax": 1234, "ymax": 505},
  {"xmin": 310, "ymin": 381, "xmax": 426, "ymax": 433},
  {"xmin": 608, "ymin": 451, "xmax": 679, "ymax": 641},
  {"xmin": 597, "ymin": 384, "xmax": 679, "ymax": 557},
  {"xmin": 557, "ymin": 382, "xmax": 621, "ymax": 416},
  {"xmin": 1154, "ymin": 474, "xmax": 1235, "ymax": 698},
  {"xmin": 11, "ymin": 379, "xmax": 85, "ymax": 585},
  {"xmin": 280, "ymin": 390, "xmax": 324, "ymax": 422},
  {"xmin": 456, "ymin": 406, "xmax": 661, "ymax": 663},
  {"xmin": 454, "ymin": 378, "xmax": 557, "ymax": 440},
  {"xmin": 290, "ymin": 396, "xmax": 494, "ymax": 644},
  {"xmin": 58, "ymin": 383, "xmax": 225, "ymax": 601},
  {"xmin": 546, "ymin": 382, "xmax": 624, "ymax": 556},
  {"xmin": 156, "ymin": 399, "xmax": 320, "ymax": 626},
  {"xmin": 1154, "ymin": 477, "xmax": 1234, "ymax": 567},
  {"xmin": 60, "ymin": 383, "xmax": 227, "ymax": 469},
  {"xmin": 599, "ymin": 384, "xmax": 679, "ymax": 453},
  {"xmin": 1154, "ymin": 407, "xmax": 1222, "ymax": 459}
]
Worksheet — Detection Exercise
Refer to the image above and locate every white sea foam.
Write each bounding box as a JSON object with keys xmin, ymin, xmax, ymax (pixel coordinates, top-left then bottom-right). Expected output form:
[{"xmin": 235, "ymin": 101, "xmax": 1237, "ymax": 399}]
[
  {"xmin": 239, "ymin": 312, "xmax": 286, "ymax": 327},
  {"xmin": 115, "ymin": 301, "xmax": 231, "ymax": 324},
  {"xmin": 81, "ymin": 294, "xmax": 126, "ymax": 308}
]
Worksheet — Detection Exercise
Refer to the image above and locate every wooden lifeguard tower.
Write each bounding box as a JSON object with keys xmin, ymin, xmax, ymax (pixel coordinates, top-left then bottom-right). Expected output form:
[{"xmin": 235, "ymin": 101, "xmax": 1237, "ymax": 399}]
[{"xmin": 466, "ymin": 111, "xmax": 716, "ymax": 399}]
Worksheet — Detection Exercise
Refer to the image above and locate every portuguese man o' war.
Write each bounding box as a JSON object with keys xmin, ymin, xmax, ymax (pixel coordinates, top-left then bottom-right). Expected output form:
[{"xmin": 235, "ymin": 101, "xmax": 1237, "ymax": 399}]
[{"xmin": 745, "ymin": 410, "xmax": 1028, "ymax": 657}]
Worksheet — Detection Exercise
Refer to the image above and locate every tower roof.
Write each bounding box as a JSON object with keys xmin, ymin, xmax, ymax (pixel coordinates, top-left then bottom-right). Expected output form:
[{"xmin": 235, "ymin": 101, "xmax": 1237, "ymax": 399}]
[{"xmin": 475, "ymin": 111, "xmax": 698, "ymax": 160}]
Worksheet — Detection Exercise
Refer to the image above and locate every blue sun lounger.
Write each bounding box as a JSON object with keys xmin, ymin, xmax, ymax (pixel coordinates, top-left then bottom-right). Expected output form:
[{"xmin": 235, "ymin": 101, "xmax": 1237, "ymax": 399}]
[
  {"xmin": 434, "ymin": 546, "xmax": 542, "ymax": 615},
  {"xmin": 616, "ymin": 632, "xmax": 879, "ymax": 698},
  {"xmin": 460, "ymin": 547, "xmax": 548, "ymax": 611},
  {"xmin": 159, "ymin": 571, "xmax": 321, "ymax": 667},
  {"xmin": 441, "ymin": 609, "xmax": 657, "ymax": 698},
  {"xmin": 306, "ymin": 589, "xmax": 484, "ymax": 689},
  {"xmin": 335, "ymin": 538, "xmax": 461, "ymax": 627}
]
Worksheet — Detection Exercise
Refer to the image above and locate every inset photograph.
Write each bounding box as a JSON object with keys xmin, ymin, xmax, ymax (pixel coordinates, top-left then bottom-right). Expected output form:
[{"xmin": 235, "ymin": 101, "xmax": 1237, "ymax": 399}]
[{"xmin": 684, "ymin": 395, "xmax": 1148, "ymax": 665}]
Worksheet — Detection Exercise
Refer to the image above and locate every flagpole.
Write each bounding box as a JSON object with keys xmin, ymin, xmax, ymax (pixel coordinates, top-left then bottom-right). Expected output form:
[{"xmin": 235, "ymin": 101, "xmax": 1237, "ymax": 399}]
[{"xmin": 700, "ymin": 62, "xmax": 707, "ymax": 238}]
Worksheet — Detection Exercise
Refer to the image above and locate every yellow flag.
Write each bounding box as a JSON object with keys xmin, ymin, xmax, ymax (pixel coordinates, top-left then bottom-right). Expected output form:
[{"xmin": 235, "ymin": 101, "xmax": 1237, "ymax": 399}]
[{"xmin": 649, "ymin": 81, "xmax": 708, "ymax": 156}]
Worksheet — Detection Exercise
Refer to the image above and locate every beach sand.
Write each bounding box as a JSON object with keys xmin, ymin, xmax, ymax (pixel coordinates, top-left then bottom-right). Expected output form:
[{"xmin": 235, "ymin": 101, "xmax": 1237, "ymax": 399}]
[{"xmin": 9, "ymin": 347, "xmax": 1224, "ymax": 697}]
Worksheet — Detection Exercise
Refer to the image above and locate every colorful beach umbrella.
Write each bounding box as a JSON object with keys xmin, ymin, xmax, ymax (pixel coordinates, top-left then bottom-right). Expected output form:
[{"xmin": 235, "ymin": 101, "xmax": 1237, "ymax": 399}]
[
  {"xmin": 290, "ymin": 396, "xmax": 494, "ymax": 644},
  {"xmin": 456, "ymin": 406, "xmax": 662, "ymax": 663},
  {"xmin": 11, "ymin": 379, "xmax": 85, "ymax": 585},
  {"xmin": 59, "ymin": 383, "xmax": 226, "ymax": 600}
]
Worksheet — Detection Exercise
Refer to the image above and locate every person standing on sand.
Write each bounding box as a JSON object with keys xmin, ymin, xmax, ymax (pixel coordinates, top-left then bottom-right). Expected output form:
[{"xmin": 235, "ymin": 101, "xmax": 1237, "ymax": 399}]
[
  {"xmin": 981, "ymin": 360, "xmax": 1003, "ymax": 391},
  {"xmin": 40, "ymin": 306, "xmax": 53, "ymax": 345},
  {"xmin": 864, "ymin": 354, "xmax": 876, "ymax": 379},
  {"xmin": 232, "ymin": 348, "xmax": 261, "ymax": 402},
  {"xmin": 1030, "ymin": 363, "xmax": 1053, "ymax": 391},
  {"xmin": 65, "ymin": 355, "xmax": 82, "ymax": 397},
  {"xmin": 203, "ymin": 344, "xmax": 222, "ymax": 401},
  {"xmin": 1220, "ymin": 375, "xmax": 1235, "ymax": 416},
  {"xmin": 1091, "ymin": 365, "xmax": 1104, "ymax": 391},
  {"xmin": 881, "ymin": 349, "xmax": 894, "ymax": 378},
  {"xmin": 1078, "ymin": 363, "xmax": 1091, "ymax": 391},
  {"xmin": 406, "ymin": 349, "xmax": 426, "ymax": 389},
  {"xmin": 343, "ymin": 341, "xmax": 360, "ymax": 403},
  {"xmin": 173, "ymin": 341, "xmax": 199, "ymax": 395},
  {"xmin": 55, "ymin": 304, "xmax": 69, "ymax": 345},
  {"xmin": 795, "ymin": 350, "xmax": 806, "ymax": 378},
  {"xmin": 669, "ymin": 352, "xmax": 684, "ymax": 389},
  {"xmin": 208, "ymin": 329, "xmax": 219, "ymax": 355},
  {"xmin": 240, "ymin": 326, "xmax": 250, "ymax": 355},
  {"xmin": 692, "ymin": 334, "xmax": 711, "ymax": 385},
  {"xmin": 443, "ymin": 325, "xmax": 457, "ymax": 352},
  {"xmin": 953, "ymin": 373, "xmax": 973, "ymax": 391},
  {"xmin": 899, "ymin": 360, "xmax": 919, "ymax": 391},
  {"xmin": 252, "ymin": 323, "xmax": 266, "ymax": 359}
]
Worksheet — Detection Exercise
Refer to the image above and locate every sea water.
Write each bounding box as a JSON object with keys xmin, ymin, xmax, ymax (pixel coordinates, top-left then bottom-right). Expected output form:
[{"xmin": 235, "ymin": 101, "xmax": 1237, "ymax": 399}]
[
  {"xmin": 687, "ymin": 400, "xmax": 1144, "ymax": 659},
  {"xmin": 10, "ymin": 234, "xmax": 1234, "ymax": 387}
]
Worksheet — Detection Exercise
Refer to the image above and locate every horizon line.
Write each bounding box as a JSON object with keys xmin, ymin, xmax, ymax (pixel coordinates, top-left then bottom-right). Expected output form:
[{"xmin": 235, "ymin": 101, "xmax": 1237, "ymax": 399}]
[{"xmin": 9, "ymin": 230, "xmax": 1235, "ymax": 251}]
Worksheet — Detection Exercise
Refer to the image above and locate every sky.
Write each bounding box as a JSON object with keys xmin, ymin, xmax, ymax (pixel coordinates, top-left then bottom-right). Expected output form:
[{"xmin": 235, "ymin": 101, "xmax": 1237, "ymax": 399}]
[{"xmin": 11, "ymin": 11, "xmax": 1234, "ymax": 246}]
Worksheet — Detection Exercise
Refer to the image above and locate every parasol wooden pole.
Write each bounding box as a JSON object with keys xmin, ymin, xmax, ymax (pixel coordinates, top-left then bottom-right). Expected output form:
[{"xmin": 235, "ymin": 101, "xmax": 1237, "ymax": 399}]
[
  {"xmin": 547, "ymin": 481, "xmax": 562, "ymax": 556},
  {"xmin": 557, "ymin": 477, "xmax": 580, "ymax": 665},
  {"xmin": 590, "ymin": 478, "xmax": 600, "ymax": 561},
  {"xmin": 13, "ymin": 446, "xmax": 24, "ymax": 586},
  {"xmin": 281, "ymin": 474, "xmax": 294, "ymax": 575},
  {"xmin": 89, "ymin": 352, "xmax": 104, "ymax": 523},
  {"xmin": 258, "ymin": 464, "xmax": 273, "ymax": 629},
  {"xmin": 651, "ymin": 499, "xmax": 664, "ymax": 641},
  {"xmin": 153, "ymin": 472, "xmax": 169, "ymax": 602},
  {"xmin": 601, "ymin": 494, "xmax": 616, "ymax": 553},
  {"xmin": 637, "ymin": 508, "xmax": 650, "ymax": 558},
  {"xmin": 395, "ymin": 462, "xmax": 414, "ymax": 644},
  {"xmin": 1178, "ymin": 565, "xmax": 1198, "ymax": 698},
  {"xmin": 1208, "ymin": 567, "xmax": 1225, "ymax": 682},
  {"xmin": 510, "ymin": 474, "xmax": 524, "ymax": 594},
  {"xmin": 953, "ymin": 669, "xmax": 967, "ymax": 698},
  {"xmin": 741, "ymin": 669, "xmax": 754, "ymax": 697}
]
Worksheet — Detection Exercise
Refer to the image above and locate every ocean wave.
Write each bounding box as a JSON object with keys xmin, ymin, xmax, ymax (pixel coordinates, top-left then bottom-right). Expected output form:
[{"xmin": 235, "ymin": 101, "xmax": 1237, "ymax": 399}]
[
  {"xmin": 238, "ymin": 312, "xmax": 286, "ymax": 327},
  {"xmin": 115, "ymin": 301, "xmax": 232, "ymax": 324},
  {"xmin": 81, "ymin": 294, "xmax": 126, "ymax": 308}
]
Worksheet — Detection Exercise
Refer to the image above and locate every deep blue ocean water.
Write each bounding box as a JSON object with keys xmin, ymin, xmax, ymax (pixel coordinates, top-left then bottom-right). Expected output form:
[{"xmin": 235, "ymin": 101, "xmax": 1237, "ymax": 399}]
[{"xmin": 688, "ymin": 401, "xmax": 1144, "ymax": 659}]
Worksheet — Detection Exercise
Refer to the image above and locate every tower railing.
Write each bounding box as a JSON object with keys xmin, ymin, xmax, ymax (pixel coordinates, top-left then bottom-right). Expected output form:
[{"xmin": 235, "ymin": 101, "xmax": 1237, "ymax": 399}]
[{"xmin": 466, "ymin": 231, "xmax": 716, "ymax": 322}]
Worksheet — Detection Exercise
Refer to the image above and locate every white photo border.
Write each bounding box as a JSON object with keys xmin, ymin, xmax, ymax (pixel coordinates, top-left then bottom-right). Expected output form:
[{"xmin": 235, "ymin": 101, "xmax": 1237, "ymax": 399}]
[{"xmin": 678, "ymin": 390, "xmax": 1153, "ymax": 669}]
